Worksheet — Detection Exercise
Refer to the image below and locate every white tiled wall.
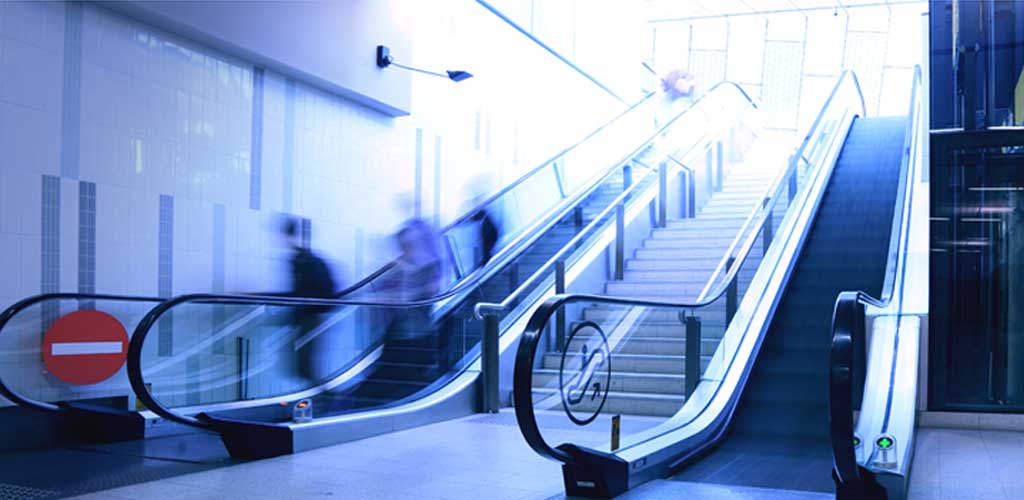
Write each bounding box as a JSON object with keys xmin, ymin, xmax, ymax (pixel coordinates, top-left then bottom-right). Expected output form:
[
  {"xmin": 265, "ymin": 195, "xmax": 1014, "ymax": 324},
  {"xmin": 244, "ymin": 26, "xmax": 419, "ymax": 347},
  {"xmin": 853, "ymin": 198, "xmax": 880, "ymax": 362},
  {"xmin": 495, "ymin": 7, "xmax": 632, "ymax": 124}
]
[{"xmin": 0, "ymin": 0, "xmax": 623, "ymax": 406}]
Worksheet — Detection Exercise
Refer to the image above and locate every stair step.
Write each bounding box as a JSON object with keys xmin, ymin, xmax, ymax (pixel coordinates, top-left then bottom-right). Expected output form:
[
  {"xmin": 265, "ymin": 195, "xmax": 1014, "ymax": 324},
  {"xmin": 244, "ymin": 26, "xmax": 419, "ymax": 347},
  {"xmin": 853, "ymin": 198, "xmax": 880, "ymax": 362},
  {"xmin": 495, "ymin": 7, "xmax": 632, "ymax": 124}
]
[
  {"xmin": 566, "ymin": 334, "xmax": 722, "ymax": 355},
  {"xmin": 622, "ymin": 268, "xmax": 757, "ymax": 282},
  {"xmin": 626, "ymin": 257, "xmax": 744, "ymax": 270},
  {"xmin": 533, "ymin": 369, "xmax": 687, "ymax": 395},
  {"xmin": 531, "ymin": 387, "xmax": 686, "ymax": 417},
  {"xmin": 666, "ymin": 217, "xmax": 748, "ymax": 227},
  {"xmin": 542, "ymin": 352, "xmax": 710, "ymax": 373},
  {"xmin": 582, "ymin": 308, "xmax": 727, "ymax": 328},
  {"xmin": 643, "ymin": 237, "xmax": 737, "ymax": 249},
  {"xmin": 636, "ymin": 247, "xmax": 735, "ymax": 259}
]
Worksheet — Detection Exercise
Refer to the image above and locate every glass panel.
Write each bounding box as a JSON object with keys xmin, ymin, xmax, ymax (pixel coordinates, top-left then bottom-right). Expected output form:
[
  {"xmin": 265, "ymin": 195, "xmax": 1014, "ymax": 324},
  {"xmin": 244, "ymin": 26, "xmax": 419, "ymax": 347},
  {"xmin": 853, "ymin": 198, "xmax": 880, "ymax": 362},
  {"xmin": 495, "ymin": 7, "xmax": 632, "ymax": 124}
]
[
  {"xmin": 931, "ymin": 137, "xmax": 1024, "ymax": 410},
  {"xmin": 0, "ymin": 297, "xmax": 160, "ymax": 410},
  {"xmin": 142, "ymin": 302, "xmax": 389, "ymax": 411}
]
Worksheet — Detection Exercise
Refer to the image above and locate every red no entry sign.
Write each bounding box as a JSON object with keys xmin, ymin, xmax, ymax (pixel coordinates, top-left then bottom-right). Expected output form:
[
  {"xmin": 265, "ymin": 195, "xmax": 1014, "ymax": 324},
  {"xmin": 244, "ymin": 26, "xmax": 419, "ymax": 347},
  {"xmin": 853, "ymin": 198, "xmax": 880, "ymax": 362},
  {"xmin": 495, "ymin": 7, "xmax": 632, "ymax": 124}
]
[{"xmin": 42, "ymin": 310, "xmax": 128, "ymax": 385}]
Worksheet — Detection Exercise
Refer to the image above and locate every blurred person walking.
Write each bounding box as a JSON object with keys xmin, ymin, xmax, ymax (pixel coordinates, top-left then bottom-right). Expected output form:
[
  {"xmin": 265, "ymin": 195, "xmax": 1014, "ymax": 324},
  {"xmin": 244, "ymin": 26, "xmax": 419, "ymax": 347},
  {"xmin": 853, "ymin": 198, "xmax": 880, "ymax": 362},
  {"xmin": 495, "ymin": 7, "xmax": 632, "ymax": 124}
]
[
  {"xmin": 279, "ymin": 216, "xmax": 337, "ymax": 382},
  {"xmin": 464, "ymin": 174, "xmax": 501, "ymax": 269},
  {"xmin": 379, "ymin": 195, "xmax": 444, "ymax": 339},
  {"xmin": 469, "ymin": 207, "xmax": 499, "ymax": 268}
]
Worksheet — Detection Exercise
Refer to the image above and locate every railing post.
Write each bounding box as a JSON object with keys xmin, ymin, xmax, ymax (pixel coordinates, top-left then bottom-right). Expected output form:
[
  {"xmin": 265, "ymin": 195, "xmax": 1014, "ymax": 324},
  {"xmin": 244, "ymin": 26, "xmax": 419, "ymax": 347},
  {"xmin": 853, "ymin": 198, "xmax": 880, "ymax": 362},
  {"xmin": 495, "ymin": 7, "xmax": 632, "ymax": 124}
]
[
  {"xmin": 685, "ymin": 315, "xmax": 701, "ymax": 396},
  {"xmin": 615, "ymin": 203, "xmax": 625, "ymax": 280},
  {"xmin": 574, "ymin": 206, "xmax": 584, "ymax": 230},
  {"xmin": 705, "ymin": 146, "xmax": 714, "ymax": 195},
  {"xmin": 555, "ymin": 260, "xmax": 566, "ymax": 351},
  {"xmin": 715, "ymin": 140, "xmax": 724, "ymax": 191},
  {"xmin": 763, "ymin": 205, "xmax": 774, "ymax": 253},
  {"xmin": 553, "ymin": 160, "xmax": 567, "ymax": 198},
  {"xmin": 788, "ymin": 164, "xmax": 799, "ymax": 205},
  {"xmin": 509, "ymin": 263, "xmax": 519, "ymax": 294},
  {"xmin": 237, "ymin": 337, "xmax": 251, "ymax": 400},
  {"xmin": 482, "ymin": 313, "xmax": 500, "ymax": 413},
  {"xmin": 726, "ymin": 257, "xmax": 738, "ymax": 324},
  {"xmin": 623, "ymin": 163, "xmax": 633, "ymax": 192},
  {"xmin": 658, "ymin": 161, "xmax": 668, "ymax": 227},
  {"xmin": 680, "ymin": 170, "xmax": 689, "ymax": 218},
  {"xmin": 687, "ymin": 170, "xmax": 696, "ymax": 218}
]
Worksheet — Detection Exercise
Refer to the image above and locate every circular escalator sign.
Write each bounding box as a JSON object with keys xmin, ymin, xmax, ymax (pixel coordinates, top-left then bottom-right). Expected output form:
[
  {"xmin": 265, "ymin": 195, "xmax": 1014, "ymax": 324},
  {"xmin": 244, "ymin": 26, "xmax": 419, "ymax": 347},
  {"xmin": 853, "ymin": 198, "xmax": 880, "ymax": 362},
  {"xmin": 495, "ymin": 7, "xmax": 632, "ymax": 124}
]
[{"xmin": 558, "ymin": 321, "xmax": 612, "ymax": 426}]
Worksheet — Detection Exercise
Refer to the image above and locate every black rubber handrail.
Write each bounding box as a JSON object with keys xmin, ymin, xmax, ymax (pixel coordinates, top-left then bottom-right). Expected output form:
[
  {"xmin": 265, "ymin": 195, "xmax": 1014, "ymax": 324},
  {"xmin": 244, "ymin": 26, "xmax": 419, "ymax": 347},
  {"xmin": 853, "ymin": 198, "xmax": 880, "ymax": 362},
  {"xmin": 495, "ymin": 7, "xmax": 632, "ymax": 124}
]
[
  {"xmin": 829, "ymin": 291, "xmax": 874, "ymax": 488},
  {"xmin": 0, "ymin": 292, "xmax": 163, "ymax": 413},
  {"xmin": 828, "ymin": 65, "xmax": 921, "ymax": 494},
  {"xmin": 126, "ymin": 81, "xmax": 756, "ymax": 429},
  {"xmin": 513, "ymin": 71, "xmax": 866, "ymax": 465}
]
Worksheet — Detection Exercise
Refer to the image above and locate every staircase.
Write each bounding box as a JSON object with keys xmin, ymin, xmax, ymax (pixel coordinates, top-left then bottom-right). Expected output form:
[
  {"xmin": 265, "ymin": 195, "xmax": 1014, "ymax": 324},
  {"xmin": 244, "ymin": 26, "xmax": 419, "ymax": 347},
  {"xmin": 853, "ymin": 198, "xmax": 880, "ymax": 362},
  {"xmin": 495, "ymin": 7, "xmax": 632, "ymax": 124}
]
[{"xmin": 532, "ymin": 139, "xmax": 787, "ymax": 418}]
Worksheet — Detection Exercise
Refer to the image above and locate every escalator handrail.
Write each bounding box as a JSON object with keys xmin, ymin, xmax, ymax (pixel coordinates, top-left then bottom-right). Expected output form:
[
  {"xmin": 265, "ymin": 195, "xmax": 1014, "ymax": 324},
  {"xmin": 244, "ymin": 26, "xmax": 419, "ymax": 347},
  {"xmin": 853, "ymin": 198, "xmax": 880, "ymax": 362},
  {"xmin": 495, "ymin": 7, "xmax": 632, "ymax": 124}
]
[
  {"xmin": 473, "ymin": 84, "xmax": 757, "ymax": 318},
  {"xmin": 829, "ymin": 65, "xmax": 922, "ymax": 487},
  {"xmin": 125, "ymin": 81, "xmax": 757, "ymax": 429},
  {"xmin": 334, "ymin": 89, "xmax": 655, "ymax": 299},
  {"xmin": 513, "ymin": 71, "xmax": 866, "ymax": 465},
  {"xmin": 0, "ymin": 292, "xmax": 163, "ymax": 413}
]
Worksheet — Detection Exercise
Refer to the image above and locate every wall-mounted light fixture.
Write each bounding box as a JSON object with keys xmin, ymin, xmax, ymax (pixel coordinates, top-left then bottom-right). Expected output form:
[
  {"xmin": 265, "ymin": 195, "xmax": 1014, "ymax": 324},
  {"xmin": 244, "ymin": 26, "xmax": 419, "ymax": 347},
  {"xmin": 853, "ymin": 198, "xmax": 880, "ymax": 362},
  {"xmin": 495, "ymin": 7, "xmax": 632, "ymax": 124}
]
[{"xmin": 376, "ymin": 45, "xmax": 473, "ymax": 82}]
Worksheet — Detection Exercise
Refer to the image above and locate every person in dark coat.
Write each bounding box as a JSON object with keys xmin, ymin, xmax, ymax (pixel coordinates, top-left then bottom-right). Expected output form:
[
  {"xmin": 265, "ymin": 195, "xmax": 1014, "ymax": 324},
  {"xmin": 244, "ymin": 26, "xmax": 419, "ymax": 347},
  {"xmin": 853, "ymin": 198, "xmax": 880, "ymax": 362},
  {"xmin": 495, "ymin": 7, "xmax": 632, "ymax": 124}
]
[{"xmin": 281, "ymin": 217, "xmax": 336, "ymax": 382}]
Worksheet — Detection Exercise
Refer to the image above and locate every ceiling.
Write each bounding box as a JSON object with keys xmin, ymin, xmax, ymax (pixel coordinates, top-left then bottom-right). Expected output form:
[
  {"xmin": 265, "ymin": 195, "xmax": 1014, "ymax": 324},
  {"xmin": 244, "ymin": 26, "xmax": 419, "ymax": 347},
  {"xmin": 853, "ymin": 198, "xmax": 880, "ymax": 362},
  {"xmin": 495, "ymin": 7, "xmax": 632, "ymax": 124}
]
[{"xmin": 644, "ymin": 0, "xmax": 926, "ymax": 23}]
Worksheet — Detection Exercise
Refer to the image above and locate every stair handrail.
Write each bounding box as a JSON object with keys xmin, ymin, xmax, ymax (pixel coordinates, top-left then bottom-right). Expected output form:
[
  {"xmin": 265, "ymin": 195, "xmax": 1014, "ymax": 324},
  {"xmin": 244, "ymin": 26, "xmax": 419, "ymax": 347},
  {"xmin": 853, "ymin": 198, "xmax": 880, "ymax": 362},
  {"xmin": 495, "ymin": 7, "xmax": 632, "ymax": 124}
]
[
  {"xmin": 512, "ymin": 71, "xmax": 866, "ymax": 465},
  {"xmin": 829, "ymin": 65, "xmax": 922, "ymax": 495},
  {"xmin": 125, "ymin": 81, "xmax": 757, "ymax": 430},
  {"xmin": 0, "ymin": 292, "xmax": 163, "ymax": 413}
]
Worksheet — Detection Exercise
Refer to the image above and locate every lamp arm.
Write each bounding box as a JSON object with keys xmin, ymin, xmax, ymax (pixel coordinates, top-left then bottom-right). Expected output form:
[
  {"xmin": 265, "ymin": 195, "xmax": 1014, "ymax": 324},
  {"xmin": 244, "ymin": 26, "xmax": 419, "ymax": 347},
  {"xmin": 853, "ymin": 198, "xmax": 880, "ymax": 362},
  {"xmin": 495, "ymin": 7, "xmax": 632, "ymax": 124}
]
[{"xmin": 389, "ymin": 62, "xmax": 450, "ymax": 79}]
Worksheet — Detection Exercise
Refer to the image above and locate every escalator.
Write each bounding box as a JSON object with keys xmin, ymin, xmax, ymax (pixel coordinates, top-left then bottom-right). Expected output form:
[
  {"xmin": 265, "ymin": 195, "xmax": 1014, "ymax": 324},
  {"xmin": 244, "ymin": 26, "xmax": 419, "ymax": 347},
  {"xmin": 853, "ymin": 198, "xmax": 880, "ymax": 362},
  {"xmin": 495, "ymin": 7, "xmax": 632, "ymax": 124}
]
[
  {"xmin": 512, "ymin": 68, "xmax": 925, "ymax": 499},
  {"xmin": 119, "ymin": 81, "xmax": 759, "ymax": 458},
  {"xmin": 670, "ymin": 115, "xmax": 905, "ymax": 492}
]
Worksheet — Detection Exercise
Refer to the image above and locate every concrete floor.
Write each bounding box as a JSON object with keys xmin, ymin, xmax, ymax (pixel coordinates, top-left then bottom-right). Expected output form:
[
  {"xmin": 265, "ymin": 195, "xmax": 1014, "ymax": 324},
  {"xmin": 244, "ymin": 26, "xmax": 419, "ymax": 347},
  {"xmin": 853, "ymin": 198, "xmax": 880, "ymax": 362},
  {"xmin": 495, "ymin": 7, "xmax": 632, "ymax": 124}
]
[{"xmin": 68, "ymin": 412, "xmax": 1019, "ymax": 500}]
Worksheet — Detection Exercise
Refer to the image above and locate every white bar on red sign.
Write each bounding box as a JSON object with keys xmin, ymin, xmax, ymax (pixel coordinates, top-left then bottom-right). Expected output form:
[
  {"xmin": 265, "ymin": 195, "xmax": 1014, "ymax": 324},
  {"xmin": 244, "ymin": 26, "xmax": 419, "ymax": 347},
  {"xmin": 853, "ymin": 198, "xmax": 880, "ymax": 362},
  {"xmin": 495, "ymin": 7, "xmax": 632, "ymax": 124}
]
[{"xmin": 50, "ymin": 342, "xmax": 124, "ymax": 356}]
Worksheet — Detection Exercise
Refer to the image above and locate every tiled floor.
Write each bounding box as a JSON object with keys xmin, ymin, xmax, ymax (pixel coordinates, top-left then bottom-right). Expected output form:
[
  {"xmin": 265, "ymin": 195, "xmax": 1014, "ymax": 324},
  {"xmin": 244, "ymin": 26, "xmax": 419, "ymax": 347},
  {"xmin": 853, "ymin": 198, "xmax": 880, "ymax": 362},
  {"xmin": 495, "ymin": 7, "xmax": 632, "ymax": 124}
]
[
  {"xmin": 68, "ymin": 413, "xmax": 1022, "ymax": 500},
  {"xmin": 69, "ymin": 410, "xmax": 588, "ymax": 500},
  {"xmin": 907, "ymin": 427, "xmax": 1024, "ymax": 500}
]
